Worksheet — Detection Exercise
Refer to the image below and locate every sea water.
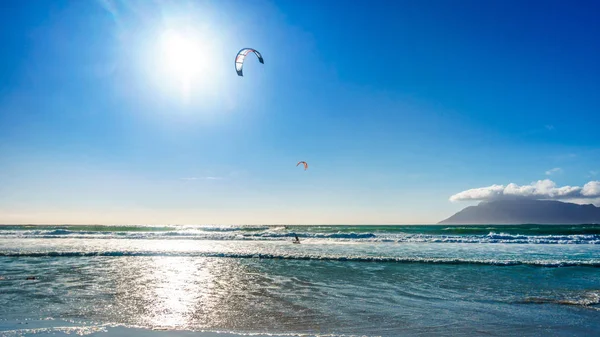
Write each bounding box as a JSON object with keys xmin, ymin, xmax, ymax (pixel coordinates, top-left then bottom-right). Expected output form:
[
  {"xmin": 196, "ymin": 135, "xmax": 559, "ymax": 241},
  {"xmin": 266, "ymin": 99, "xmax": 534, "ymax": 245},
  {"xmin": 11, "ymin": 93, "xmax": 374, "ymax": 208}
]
[{"xmin": 0, "ymin": 224, "xmax": 598, "ymax": 336}]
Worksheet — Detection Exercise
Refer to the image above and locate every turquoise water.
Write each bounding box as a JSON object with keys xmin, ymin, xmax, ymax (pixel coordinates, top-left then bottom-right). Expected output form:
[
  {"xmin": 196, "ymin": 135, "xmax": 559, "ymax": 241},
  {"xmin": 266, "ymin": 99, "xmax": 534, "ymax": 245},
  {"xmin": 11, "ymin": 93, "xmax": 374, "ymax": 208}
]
[{"xmin": 0, "ymin": 224, "xmax": 599, "ymax": 336}]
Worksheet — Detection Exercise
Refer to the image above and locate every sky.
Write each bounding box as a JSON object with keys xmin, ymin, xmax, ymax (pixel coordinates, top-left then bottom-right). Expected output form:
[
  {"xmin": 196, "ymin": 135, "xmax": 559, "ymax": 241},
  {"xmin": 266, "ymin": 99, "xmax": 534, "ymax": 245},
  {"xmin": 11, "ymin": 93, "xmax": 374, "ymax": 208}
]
[{"xmin": 1, "ymin": 0, "xmax": 599, "ymax": 224}]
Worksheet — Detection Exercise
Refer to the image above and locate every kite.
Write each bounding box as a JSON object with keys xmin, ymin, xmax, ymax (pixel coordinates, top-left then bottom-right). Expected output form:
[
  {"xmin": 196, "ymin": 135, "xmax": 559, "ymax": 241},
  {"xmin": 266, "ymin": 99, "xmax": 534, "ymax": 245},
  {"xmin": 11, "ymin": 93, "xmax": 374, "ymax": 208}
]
[
  {"xmin": 296, "ymin": 161, "xmax": 308, "ymax": 170},
  {"xmin": 235, "ymin": 48, "xmax": 264, "ymax": 76}
]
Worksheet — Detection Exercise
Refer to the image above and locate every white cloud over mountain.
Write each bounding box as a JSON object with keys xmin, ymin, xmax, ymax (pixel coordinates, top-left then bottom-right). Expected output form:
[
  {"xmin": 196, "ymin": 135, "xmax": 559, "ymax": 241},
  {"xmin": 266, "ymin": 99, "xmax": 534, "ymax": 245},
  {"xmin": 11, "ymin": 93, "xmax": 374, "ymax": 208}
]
[{"xmin": 450, "ymin": 179, "xmax": 600, "ymax": 202}]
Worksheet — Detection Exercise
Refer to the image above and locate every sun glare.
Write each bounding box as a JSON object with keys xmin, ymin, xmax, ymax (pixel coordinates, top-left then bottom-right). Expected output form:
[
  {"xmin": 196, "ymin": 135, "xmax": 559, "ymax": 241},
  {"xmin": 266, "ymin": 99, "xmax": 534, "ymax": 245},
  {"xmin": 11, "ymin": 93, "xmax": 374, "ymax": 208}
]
[
  {"xmin": 161, "ymin": 30, "xmax": 203, "ymax": 78},
  {"xmin": 155, "ymin": 28, "xmax": 221, "ymax": 103}
]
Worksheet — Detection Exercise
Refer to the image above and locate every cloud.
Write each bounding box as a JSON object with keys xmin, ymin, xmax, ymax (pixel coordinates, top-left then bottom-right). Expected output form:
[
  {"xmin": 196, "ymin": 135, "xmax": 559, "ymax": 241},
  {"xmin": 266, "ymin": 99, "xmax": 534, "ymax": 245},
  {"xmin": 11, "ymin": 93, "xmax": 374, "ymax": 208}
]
[
  {"xmin": 544, "ymin": 124, "xmax": 555, "ymax": 131},
  {"xmin": 550, "ymin": 153, "xmax": 577, "ymax": 161},
  {"xmin": 545, "ymin": 167, "xmax": 562, "ymax": 175},
  {"xmin": 589, "ymin": 170, "xmax": 598, "ymax": 177},
  {"xmin": 180, "ymin": 177, "xmax": 223, "ymax": 181},
  {"xmin": 582, "ymin": 181, "xmax": 600, "ymax": 196},
  {"xmin": 450, "ymin": 179, "xmax": 600, "ymax": 202}
]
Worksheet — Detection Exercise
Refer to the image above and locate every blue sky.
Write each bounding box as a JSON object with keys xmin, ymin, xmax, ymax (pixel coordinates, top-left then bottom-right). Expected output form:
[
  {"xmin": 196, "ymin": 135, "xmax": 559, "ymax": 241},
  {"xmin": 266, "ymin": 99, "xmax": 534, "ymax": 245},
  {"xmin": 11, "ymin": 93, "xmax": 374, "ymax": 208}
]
[{"xmin": 1, "ymin": 0, "xmax": 599, "ymax": 224}]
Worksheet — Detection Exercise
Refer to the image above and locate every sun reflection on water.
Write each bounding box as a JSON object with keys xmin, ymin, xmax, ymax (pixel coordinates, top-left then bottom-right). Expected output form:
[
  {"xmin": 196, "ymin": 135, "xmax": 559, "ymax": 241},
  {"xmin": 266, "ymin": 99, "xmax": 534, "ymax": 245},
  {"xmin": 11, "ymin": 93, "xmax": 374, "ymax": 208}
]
[
  {"xmin": 109, "ymin": 250, "xmax": 257, "ymax": 330},
  {"xmin": 148, "ymin": 257, "xmax": 204, "ymax": 328},
  {"xmin": 95, "ymin": 243, "xmax": 324, "ymax": 332}
]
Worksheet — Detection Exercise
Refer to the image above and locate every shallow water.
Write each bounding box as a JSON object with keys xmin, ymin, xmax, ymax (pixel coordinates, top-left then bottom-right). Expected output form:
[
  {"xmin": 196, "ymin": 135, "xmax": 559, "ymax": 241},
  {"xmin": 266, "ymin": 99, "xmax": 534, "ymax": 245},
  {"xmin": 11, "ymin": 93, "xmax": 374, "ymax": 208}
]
[{"xmin": 0, "ymin": 225, "xmax": 599, "ymax": 336}]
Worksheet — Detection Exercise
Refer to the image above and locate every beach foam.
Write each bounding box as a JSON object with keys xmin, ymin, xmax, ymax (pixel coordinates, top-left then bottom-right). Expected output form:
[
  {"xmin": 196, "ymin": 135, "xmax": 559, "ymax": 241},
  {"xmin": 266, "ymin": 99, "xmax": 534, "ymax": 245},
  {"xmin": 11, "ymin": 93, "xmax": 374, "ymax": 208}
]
[{"xmin": 0, "ymin": 224, "xmax": 598, "ymax": 244}]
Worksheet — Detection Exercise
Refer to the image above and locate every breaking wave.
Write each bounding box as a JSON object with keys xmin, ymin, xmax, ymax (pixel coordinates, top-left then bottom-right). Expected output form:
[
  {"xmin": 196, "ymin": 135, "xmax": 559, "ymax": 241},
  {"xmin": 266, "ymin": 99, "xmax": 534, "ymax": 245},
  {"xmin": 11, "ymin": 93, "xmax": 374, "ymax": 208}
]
[
  {"xmin": 0, "ymin": 250, "xmax": 598, "ymax": 267},
  {"xmin": 0, "ymin": 227, "xmax": 598, "ymax": 244}
]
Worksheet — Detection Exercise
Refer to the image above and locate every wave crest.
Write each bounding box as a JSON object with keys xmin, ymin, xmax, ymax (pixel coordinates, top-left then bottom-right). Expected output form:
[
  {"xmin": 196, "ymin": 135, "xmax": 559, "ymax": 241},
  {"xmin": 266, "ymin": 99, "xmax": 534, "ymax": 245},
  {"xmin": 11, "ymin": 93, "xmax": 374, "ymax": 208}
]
[
  {"xmin": 0, "ymin": 251, "xmax": 598, "ymax": 267},
  {"xmin": 1, "ymin": 225, "xmax": 599, "ymax": 244}
]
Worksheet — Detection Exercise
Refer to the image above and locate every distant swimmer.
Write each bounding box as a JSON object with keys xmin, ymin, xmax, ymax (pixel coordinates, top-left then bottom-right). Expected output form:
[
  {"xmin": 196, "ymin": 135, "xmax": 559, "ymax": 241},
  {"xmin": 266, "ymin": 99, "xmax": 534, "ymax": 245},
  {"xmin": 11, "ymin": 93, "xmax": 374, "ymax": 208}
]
[
  {"xmin": 25, "ymin": 276, "xmax": 36, "ymax": 280},
  {"xmin": 293, "ymin": 235, "xmax": 301, "ymax": 244}
]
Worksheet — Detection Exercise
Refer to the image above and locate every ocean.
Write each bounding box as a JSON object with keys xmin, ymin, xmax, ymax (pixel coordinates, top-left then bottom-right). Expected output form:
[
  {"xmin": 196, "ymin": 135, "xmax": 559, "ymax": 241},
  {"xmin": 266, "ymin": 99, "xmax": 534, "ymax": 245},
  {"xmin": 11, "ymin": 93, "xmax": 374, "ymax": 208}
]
[{"xmin": 0, "ymin": 224, "xmax": 598, "ymax": 336}]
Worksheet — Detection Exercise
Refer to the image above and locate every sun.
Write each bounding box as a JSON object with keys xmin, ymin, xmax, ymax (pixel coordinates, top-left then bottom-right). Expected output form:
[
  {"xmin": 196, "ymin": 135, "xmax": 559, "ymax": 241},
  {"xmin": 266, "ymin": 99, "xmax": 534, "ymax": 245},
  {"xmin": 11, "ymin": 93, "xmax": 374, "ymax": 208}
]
[
  {"xmin": 160, "ymin": 29, "xmax": 204, "ymax": 80},
  {"xmin": 155, "ymin": 28, "xmax": 220, "ymax": 102}
]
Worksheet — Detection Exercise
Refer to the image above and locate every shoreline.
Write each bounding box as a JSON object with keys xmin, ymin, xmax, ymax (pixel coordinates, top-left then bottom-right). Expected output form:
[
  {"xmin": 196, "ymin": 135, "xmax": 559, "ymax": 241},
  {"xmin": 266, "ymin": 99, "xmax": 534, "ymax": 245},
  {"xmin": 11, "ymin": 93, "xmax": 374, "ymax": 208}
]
[{"xmin": 0, "ymin": 320, "xmax": 315, "ymax": 337}]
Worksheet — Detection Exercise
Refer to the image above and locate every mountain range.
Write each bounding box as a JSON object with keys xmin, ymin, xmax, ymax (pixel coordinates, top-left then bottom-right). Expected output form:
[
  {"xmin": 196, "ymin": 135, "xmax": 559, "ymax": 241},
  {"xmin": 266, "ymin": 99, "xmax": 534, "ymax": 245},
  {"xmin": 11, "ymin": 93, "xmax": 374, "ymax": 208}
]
[{"xmin": 439, "ymin": 199, "xmax": 600, "ymax": 224}]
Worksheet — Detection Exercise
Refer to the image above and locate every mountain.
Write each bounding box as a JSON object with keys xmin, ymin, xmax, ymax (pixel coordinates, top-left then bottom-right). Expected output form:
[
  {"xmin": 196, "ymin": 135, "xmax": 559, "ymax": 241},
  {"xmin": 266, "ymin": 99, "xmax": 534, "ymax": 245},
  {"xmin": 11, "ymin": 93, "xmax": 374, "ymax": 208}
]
[{"xmin": 439, "ymin": 199, "xmax": 600, "ymax": 224}]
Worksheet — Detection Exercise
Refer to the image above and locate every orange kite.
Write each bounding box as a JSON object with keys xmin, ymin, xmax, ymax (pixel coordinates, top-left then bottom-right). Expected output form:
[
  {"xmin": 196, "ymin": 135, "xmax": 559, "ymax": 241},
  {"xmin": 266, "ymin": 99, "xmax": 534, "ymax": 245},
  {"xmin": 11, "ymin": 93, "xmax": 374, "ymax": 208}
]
[{"xmin": 296, "ymin": 161, "xmax": 308, "ymax": 170}]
